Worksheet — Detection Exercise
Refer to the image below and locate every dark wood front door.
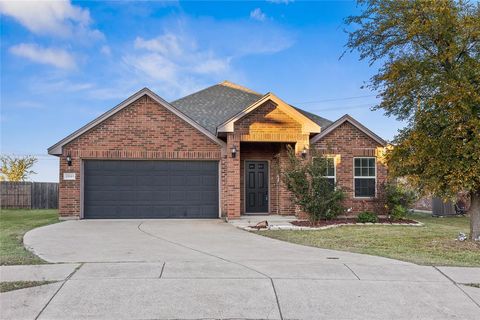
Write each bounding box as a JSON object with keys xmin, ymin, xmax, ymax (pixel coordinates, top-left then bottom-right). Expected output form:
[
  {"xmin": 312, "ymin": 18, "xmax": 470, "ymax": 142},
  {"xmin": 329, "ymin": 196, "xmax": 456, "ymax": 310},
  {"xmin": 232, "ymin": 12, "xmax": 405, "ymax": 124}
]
[{"xmin": 245, "ymin": 161, "xmax": 269, "ymax": 213}]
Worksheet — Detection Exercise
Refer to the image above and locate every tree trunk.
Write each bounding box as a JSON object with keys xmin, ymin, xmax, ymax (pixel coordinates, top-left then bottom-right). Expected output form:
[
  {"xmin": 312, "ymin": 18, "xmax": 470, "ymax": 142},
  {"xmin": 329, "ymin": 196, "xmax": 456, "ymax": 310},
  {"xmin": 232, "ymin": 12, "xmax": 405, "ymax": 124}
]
[{"xmin": 470, "ymin": 190, "xmax": 480, "ymax": 241}]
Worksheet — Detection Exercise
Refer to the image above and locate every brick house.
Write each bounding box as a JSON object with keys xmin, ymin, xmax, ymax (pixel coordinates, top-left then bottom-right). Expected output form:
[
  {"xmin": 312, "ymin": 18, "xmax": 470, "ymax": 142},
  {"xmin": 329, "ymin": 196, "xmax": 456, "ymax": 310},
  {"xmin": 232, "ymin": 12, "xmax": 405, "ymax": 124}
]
[{"xmin": 48, "ymin": 81, "xmax": 387, "ymax": 220}]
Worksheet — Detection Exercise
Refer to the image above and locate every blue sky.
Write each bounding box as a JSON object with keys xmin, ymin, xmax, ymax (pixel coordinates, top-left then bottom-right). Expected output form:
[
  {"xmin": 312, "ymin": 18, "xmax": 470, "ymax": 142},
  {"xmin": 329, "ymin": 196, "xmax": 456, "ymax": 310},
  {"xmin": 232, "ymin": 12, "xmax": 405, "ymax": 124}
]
[{"xmin": 1, "ymin": 0, "xmax": 404, "ymax": 182}]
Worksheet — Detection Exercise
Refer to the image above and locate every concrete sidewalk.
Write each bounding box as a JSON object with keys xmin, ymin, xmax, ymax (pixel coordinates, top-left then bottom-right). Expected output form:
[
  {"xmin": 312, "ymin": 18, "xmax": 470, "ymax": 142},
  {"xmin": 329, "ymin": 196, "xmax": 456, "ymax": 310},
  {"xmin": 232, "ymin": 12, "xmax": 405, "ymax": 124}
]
[
  {"xmin": 0, "ymin": 263, "xmax": 80, "ymax": 282},
  {"xmin": 1, "ymin": 261, "xmax": 479, "ymax": 319},
  {"xmin": 1, "ymin": 219, "xmax": 478, "ymax": 319},
  {"xmin": 3, "ymin": 262, "xmax": 479, "ymax": 284}
]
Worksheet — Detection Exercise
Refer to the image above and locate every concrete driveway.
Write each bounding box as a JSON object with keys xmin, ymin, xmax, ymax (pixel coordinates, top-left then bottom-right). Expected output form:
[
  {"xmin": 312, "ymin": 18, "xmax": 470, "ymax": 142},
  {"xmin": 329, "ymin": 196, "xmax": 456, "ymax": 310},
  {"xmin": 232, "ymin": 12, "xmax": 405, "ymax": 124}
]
[{"xmin": 2, "ymin": 219, "xmax": 479, "ymax": 319}]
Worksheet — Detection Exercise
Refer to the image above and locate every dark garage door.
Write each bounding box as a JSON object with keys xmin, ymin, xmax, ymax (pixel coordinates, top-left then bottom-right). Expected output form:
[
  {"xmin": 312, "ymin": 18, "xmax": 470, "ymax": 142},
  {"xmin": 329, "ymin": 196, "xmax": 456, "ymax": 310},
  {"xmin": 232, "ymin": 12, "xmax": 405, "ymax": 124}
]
[{"xmin": 84, "ymin": 160, "xmax": 219, "ymax": 219}]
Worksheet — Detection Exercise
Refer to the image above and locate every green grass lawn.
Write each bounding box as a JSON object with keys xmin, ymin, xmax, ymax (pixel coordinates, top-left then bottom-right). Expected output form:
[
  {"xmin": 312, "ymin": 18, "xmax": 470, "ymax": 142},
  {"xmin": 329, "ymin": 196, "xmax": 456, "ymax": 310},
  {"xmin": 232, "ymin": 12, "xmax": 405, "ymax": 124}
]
[
  {"xmin": 0, "ymin": 209, "xmax": 59, "ymax": 265},
  {"xmin": 254, "ymin": 212, "xmax": 480, "ymax": 267},
  {"xmin": 0, "ymin": 281, "xmax": 57, "ymax": 293}
]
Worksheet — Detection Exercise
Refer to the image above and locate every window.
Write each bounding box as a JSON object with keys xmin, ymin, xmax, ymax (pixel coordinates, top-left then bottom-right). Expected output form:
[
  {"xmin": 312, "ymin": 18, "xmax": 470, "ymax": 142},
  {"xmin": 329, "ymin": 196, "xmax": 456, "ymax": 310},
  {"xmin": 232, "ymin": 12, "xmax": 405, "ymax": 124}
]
[
  {"xmin": 314, "ymin": 157, "xmax": 336, "ymax": 189},
  {"xmin": 354, "ymin": 157, "xmax": 376, "ymax": 197},
  {"xmin": 325, "ymin": 157, "xmax": 335, "ymax": 188}
]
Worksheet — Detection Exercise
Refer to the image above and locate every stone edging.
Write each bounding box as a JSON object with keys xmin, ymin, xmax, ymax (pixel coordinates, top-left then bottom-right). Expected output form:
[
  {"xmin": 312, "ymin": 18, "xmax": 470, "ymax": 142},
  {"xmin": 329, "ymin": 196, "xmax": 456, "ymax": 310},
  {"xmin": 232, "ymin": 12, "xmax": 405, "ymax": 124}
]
[{"xmin": 243, "ymin": 221, "xmax": 424, "ymax": 231}]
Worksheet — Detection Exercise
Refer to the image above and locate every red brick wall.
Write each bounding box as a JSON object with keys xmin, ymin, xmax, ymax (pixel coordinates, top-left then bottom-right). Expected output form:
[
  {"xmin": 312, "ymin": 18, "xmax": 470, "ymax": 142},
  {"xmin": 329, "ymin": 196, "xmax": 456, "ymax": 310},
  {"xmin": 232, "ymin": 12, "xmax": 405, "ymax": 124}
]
[
  {"xmin": 277, "ymin": 143, "xmax": 297, "ymax": 215},
  {"xmin": 59, "ymin": 95, "xmax": 222, "ymax": 219},
  {"xmin": 225, "ymin": 133, "xmax": 241, "ymax": 218},
  {"xmin": 220, "ymin": 157, "xmax": 228, "ymax": 217},
  {"xmin": 313, "ymin": 121, "xmax": 387, "ymax": 214}
]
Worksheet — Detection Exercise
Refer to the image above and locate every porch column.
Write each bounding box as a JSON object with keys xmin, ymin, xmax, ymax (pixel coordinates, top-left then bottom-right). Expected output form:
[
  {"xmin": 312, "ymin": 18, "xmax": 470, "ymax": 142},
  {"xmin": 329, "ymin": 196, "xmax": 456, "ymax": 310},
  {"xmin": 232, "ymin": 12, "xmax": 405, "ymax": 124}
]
[{"xmin": 226, "ymin": 133, "xmax": 241, "ymax": 219}]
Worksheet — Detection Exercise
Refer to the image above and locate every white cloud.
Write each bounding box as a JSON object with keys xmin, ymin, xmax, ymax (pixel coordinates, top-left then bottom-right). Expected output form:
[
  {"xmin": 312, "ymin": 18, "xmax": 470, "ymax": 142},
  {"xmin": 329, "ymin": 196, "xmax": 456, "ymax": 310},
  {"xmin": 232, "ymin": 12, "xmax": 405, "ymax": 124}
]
[
  {"xmin": 193, "ymin": 58, "xmax": 230, "ymax": 74},
  {"xmin": 13, "ymin": 101, "xmax": 43, "ymax": 109},
  {"xmin": 0, "ymin": 0, "xmax": 103, "ymax": 40},
  {"xmin": 267, "ymin": 0, "xmax": 294, "ymax": 4},
  {"xmin": 100, "ymin": 45, "xmax": 111, "ymax": 56},
  {"xmin": 133, "ymin": 34, "xmax": 230, "ymax": 76},
  {"xmin": 28, "ymin": 77, "xmax": 95, "ymax": 94},
  {"xmin": 124, "ymin": 33, "xmax": 233, "ymax": 96},
  {"xmin": 124, "ymin": 53, "xmax": 177, "ymax": 82},
  {"xmin": 134, "ymin": 34, "xmax": 183, "ymax": 56},
  {"xmin": 9, "ymin": 43, "xmax": 76, "ymax": 69},
  {"xmin": 250, "ymin": 8, "xmax": 266, "ymax": 21},
  {"xmin": 118, "ymin": 15, "xmax": 295, "ymax": 98}
]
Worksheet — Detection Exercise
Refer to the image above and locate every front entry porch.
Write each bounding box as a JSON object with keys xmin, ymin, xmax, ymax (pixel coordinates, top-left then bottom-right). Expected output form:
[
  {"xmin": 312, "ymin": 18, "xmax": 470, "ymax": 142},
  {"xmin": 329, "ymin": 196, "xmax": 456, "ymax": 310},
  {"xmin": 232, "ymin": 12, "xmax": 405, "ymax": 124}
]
[
  {"xmin": 239, "ymin": 142, "xmax": 296, "ymax": 216},
  {"xmin": 221, "ymin": 95, "xmax": 320, "ymax": 220}
]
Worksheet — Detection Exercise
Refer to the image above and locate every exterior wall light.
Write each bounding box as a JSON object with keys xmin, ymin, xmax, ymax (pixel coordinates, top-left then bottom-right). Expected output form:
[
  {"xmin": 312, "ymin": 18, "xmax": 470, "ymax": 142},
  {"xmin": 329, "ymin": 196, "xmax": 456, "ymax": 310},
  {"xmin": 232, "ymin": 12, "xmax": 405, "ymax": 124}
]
[
  {"xmin": 231, "ymin": 145, "xmax": 237, "ymax": 158},
  {"xmin": 66, "ymin": 154, "xmax": 72, "ymax": 166},
  {"xmin": 301, "ymin": 146, "xmax": 308, "ymax": 159}
]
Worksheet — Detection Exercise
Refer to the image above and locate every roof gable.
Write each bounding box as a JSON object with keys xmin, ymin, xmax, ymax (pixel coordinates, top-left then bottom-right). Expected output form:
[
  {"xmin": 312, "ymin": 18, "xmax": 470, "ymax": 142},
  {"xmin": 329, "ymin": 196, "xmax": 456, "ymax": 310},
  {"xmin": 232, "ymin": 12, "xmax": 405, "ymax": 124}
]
[
  {"xmin": 48, "ymin": 88, "xmax": 226, "ymax": 155},
  {"xmin": 217, "ymin": 93, "xmax": 321, "ymax": 134},
  {"xmin": 171, "ymin": 83, "xmax": 262, "ymax": 134},
  {"xmin": 310, "ymin": 114, "xmax": 387, "ymax": 146}
]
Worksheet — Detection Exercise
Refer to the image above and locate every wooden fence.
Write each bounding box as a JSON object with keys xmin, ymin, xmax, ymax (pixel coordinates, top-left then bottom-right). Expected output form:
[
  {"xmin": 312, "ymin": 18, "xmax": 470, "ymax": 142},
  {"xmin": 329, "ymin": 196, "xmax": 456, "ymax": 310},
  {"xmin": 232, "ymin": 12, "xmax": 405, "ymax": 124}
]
[{"xmin": 0, "ymin": 182, "xmax": 58, "ymax": 209}]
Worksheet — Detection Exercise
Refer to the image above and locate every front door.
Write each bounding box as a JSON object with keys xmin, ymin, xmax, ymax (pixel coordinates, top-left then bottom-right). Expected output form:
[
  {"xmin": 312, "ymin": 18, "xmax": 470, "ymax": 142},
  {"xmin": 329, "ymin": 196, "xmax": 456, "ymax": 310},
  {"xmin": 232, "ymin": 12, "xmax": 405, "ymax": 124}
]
[{"xmin": 245, "ymin": 161, "xmax": 268, "ymax": 213}]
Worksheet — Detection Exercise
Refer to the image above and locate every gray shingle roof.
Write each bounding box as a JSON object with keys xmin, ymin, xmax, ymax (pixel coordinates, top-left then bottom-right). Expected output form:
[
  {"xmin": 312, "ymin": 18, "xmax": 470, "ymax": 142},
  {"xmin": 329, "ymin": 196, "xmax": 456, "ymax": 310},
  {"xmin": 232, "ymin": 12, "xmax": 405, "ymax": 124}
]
[
  {"xmin": 293, "ymin": 107, "xmax": 333, "ymax": 129},
  {"xmin": 170, "ymin": 81, "xmax": 332, "ymax": 134},
  {"xmin": 171, "ymin": 83, "xmax": 261, "ymax": 134}
]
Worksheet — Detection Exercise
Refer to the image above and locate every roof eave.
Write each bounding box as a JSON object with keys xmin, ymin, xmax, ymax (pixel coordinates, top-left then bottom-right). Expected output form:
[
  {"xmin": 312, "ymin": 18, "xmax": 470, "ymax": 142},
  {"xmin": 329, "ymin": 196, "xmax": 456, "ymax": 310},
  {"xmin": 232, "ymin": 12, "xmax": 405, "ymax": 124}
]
[{"xmin": 47, "ymin": 88, "xmax": 226, "ymax": 156}]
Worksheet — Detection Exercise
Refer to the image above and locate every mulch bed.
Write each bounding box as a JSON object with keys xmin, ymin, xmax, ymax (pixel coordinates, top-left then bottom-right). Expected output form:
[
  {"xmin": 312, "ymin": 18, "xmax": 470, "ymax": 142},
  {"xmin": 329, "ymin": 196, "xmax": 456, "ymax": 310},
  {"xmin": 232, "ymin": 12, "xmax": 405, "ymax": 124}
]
[{"xmin": 291, "ymin": 218, "xmax": 419, "ymax": 227}]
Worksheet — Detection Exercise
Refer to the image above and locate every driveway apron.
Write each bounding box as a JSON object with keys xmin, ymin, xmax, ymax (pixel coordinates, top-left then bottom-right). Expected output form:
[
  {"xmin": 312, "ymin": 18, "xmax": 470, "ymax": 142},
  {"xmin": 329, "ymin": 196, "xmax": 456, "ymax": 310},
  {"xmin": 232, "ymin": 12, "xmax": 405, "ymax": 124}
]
[{"xmin": 5, "ymin": 219, "xmax": 477, "ymax": 319}]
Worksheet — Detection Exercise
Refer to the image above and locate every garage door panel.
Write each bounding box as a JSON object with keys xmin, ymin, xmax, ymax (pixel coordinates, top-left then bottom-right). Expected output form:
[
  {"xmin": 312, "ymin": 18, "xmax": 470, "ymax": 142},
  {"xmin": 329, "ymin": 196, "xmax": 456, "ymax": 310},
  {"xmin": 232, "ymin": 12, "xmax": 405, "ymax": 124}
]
[
  {"xmin": 86, "ymin": 191, "xmax": 136, "ymax": 202},
  {"xmin": 202, "ymin": 176, "xmax": 217, "ymax": 186},
  {"xmin": 87, "ymin": 175, "xmax": 135, "ymax": 186},
  {"xmin": 202, "ymin": 190, "xmax": 218, "ymax": 202},
  {"xmin": 84, "ymin": 160, "xmax": 218, "ymax": 219},
  {"xmin": 86, "ymin": 205, "xmax": 135, "ymax": 218},
  {"xmin": 149, "ymin": 161, "xmax": 171, "ymax": 170},
  {"xmin": 135, "ymin": 191, "xmax": 171, "ymax": 201},
  {"xmin": 186, "ymin": 192, "xmax": 202, "ymax": 202},
  {"xmin": 170, "ymin": 176, "xmax": 188, "ymax": 186},
  {"xmin": 136, "ymin": 175, "xmax": 170, "ymax": 186},
  {"xmin": 184, "ymin": 176, "xmax": 202, "ymax": 186}
]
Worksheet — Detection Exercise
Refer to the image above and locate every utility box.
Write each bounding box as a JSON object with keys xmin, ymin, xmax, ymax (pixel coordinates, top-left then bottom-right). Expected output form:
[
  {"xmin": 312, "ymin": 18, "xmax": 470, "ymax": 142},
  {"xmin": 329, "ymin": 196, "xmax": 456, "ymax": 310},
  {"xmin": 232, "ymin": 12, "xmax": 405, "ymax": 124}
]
[{"xmin": 432, "ymin": 197, "xmax": 456, "ymax": 216}]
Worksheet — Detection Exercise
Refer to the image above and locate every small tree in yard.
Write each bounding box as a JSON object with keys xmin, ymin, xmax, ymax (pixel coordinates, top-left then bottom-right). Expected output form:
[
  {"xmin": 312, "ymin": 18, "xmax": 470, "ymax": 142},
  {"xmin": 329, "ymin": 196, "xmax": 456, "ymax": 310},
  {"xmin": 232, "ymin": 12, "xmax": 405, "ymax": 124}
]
[
  {"xmin": 282, "ymin": 145, "xmax": 346, "ymax": 224},
  {"xmin": 344, "ymin": 0, "xmax": 480, "ymax": 240},
  {"xmin": 0, "ymin": 155, "xmax": 37, "ymax": 181}
]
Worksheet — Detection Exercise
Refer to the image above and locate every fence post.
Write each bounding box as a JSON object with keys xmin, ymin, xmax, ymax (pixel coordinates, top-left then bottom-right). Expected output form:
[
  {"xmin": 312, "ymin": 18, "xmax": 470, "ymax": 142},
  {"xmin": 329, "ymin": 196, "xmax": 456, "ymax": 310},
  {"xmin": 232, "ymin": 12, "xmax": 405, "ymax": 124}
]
[{"xmin": 31, "ymin": 182, "xmax": 34, "ymax": 209}]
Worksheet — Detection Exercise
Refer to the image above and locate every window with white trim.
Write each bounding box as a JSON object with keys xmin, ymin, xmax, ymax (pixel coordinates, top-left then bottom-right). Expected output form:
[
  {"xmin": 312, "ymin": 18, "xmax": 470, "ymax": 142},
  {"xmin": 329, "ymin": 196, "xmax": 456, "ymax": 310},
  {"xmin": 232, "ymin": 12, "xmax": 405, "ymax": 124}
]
[
  {"xmin": 354, "ymin": 157, "xmax": 376, "ymax": 197},
  {"xmin": 325, "ymin": 157, "xmax": 335, "ymax": 188},
  {"xmin": 314, "ymin": 157, "xmax": 336, "ymax": 189}
]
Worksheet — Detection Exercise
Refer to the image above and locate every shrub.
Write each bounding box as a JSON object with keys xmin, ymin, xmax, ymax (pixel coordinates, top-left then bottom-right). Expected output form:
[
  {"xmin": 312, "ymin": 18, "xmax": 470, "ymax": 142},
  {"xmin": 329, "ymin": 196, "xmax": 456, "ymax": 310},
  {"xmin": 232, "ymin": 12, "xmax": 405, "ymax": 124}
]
[
  {"xmin": 282, "ymin": 145, "xmax": 346, "ymax": 224},
  {"xmin": 390, "ymin": 204, "xmax": 408, "ymax": 221},
  {"xmin": 384, "ymin": 182, "xmax": 416, "ymax": 220},
  {"xmin": 357, "ymin": 211, "xmax": 379, "ymax": 223},
  {"xmin": 385, "ymin": 183, "xmax": 416, "ymax": 209}
]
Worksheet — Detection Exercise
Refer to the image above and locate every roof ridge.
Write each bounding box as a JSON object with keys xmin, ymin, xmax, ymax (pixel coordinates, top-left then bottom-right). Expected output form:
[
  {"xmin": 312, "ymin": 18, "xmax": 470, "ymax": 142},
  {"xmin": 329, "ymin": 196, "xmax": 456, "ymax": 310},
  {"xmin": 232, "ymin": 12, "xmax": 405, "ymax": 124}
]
[{"xmin": 218, "ymin": 80, "xmax": 262, "ymax": 96}]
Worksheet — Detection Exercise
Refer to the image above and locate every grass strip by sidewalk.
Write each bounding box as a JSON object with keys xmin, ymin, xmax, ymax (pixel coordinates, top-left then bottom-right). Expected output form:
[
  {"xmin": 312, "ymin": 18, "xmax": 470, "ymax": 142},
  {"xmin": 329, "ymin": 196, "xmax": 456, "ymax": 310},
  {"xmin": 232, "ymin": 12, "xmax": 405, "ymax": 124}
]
[
  {"xmin": 0, "ymin": 281, "xmax": 57, "ymax": 293},
  {"xmin": 0, "ymin": 209, "xmax": 59, "ymax": 265},
  {"xmin": 254, "ymin": 212, "xmax": 480, "ymax": 267}
]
